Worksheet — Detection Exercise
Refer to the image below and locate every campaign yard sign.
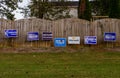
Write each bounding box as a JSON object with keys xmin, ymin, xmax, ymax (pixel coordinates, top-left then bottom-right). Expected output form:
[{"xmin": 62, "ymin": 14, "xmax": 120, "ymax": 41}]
[
  {"xmin": 54, "ymin": 38, "xmax": 66, "ymax": 47},
  {"xmin": 104, "ymin": 32, "xmax": 116, "ymax": 41},
  {"xmin": 84, "ymin": 36, "xmax": 97, "ymax": 44},
  {"xmin": 68, "ymin": 36, "xmax": 80, "ymax": 44},
  {"xmin": 5, "ymin": 29, "xmax": 18, "ymax": 38},
  {"xmin": 42, "ymin": 32, "xmax": 53, "ymax": 41},
  {"xmin": 27, "ymin": 32, "xmax": 39, "ymax": 41}
]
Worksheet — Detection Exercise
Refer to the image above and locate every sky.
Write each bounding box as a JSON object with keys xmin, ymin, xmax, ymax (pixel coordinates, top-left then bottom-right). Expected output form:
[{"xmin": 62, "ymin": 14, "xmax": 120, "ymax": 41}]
[
  {"xmin": 14, "ymin": 0, "xmax": 79, "ymax": 20},
  {"xmin": 14, "ymin": 0, "xmax": 30, "ymax": 19}
]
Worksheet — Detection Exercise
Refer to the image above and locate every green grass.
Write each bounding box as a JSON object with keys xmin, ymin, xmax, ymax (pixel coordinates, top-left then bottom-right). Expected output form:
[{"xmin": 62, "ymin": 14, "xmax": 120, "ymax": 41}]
[{"xmin": 0, "ymin": 51, "xmax": 120, "ymax": 78}]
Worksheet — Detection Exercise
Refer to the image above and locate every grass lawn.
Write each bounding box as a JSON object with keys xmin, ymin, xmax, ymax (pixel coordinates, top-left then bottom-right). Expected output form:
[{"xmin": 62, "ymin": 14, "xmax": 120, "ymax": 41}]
[{"xmin": 0, "ymin": 51, "xmax": 120, "ymax": 78}]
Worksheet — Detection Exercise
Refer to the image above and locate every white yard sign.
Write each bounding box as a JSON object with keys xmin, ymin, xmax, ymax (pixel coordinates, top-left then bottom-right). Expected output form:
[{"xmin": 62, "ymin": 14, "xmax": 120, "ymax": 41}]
[{"xmin": 68, "ymin": 36, "xmax": 80, "ymax": 44}]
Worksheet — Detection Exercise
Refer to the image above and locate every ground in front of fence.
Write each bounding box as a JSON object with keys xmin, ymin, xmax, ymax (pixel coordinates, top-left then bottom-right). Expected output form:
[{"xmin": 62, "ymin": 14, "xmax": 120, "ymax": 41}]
[
  {"xmin": 0, "ymin": 45, "xmax": 120, "ymax": 53},
  {"xmin": 0, "ymin": 50, "xmax": 120, "ymax": 78}
]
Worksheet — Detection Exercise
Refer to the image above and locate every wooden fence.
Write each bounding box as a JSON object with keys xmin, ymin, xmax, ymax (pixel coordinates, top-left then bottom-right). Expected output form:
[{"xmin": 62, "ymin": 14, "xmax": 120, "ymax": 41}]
[{"xmin": 0, "ymin": 18, "xmax": 120, "ymax": 47}]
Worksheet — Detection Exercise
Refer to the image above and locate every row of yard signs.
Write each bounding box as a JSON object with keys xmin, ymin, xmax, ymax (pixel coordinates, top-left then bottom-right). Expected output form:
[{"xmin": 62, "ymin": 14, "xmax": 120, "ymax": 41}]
[
  {"xmin": 4, "ymin": 29, "xmax": 116, "ymax": 47},
  {"xmin": 54, "ymin": 36, "xmax": 97, "ymax": 47},
  {"xmin": 27, "ymin": 32, "xmax": 53, "ymax": 41},
  {"xmin": 54, "ymin": 33, "xmax": 116, "ymax": 47},
  {"xmin": 4, "ymin": 29, "xmax": 53, "ymax": 41}
]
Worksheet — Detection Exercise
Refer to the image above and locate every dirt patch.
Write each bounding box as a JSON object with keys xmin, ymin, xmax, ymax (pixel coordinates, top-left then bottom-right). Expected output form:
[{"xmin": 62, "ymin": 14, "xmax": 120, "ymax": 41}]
[
  {"xmin": 0, "ymin": 47, "xmax": 120, "ymax": 53},
  {"xmin": 0, "ymin": 47, "xmax": 84, "ymax": 53},
  {"xmin": 104, "ymin": 47, "xmax": 120, "ymax": 52}
]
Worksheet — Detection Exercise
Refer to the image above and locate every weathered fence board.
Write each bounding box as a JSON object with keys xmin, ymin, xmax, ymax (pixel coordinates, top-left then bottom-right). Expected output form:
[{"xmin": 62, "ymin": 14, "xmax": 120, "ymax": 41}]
[{"xmin": 0, "ymin": 18, "xmax": 119, "ymax": 47}]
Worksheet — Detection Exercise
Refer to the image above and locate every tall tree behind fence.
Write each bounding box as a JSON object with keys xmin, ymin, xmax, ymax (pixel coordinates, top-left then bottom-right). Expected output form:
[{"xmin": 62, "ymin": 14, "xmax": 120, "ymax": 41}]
[{"xmin": 0, "ymin": 18, "xmax": 120, "ymax": 47}]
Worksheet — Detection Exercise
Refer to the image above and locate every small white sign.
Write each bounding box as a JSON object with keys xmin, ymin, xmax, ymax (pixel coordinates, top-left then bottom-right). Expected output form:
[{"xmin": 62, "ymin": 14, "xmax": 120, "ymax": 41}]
[{"xmin": 68, "ymin": 36, "xmax": 80, "ymax": 44}]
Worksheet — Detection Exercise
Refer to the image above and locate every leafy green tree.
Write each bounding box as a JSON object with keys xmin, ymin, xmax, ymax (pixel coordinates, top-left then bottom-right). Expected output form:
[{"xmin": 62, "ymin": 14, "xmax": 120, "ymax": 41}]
[
  {"xmin": 109, "ymin": 0, "xmax": 120, "ymax": 19},
  {"xmin": 78, "ymin": 0, "xmax": 92, "ymax": 21},
  {"xmin": 0, "ymin": 0, "xmax": 22, "ymax": 20},
  {"xmin": 20, "ymin": 7, "xmax": 30, "ymax": 19},
  {"xmin": 26, "ymin": 0, "xmax": 71, "ymax": 20},
  {"xmin": 91, "ymin": 0, "xmax": 120, "ymax": 18},
  {"xmin": 28, "ymin": 0, "xmax": 51, "ymax": 18},
  {"xmin": 91, "ymin": 0, "xmax": 110, "ymax": 16}
]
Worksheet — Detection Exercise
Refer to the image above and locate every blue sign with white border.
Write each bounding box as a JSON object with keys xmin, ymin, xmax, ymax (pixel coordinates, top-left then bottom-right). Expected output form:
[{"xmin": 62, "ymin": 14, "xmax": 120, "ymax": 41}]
[
  {"xmin": 27, "ymin": 32, "xmax": 39, "ymax": 41},
  {"xmin": 104, "ymin": 32, "xmax": 116, "ymax": 41},
  {"xmin": 5, "ymin": 29, "xmax": 17, "ymax": 38},
  {"xmin": 84, "ymin": 36, "xmax": 97, "ymax": 44},
  {"xmin": 54, "ymin": 38, "xmax": 66, "ymax": 47}
]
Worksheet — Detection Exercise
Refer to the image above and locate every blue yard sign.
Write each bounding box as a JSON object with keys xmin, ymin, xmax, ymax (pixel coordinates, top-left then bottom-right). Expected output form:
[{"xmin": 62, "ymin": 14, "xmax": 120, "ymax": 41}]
[
  {"xmin": 27, "ymin": 32, "xmax": 39, "ymax": 41},
  {"xmin": 54, "ymin": 38, "xmax": 66, "ymax": 47},
  {"xmin": 42, "ymin": 32, "xmax": 53, "ymax": 41},
  {"xmin": 5, "ymin": 29, "xmax": 17, "ymax": 38},
  {"xmin": 104, "ymin": 32, "xmax": 116, "ymax": 41},
  {"xmin": 84, "ymin": 36, "xmax": 97, "ymax": 44}
]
